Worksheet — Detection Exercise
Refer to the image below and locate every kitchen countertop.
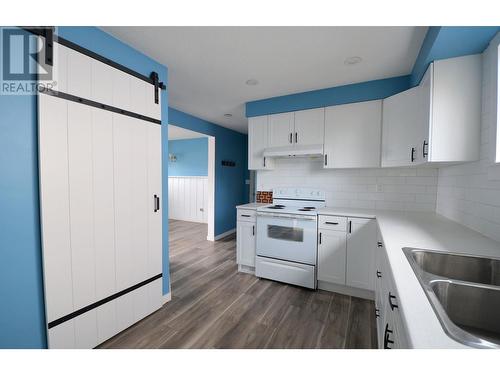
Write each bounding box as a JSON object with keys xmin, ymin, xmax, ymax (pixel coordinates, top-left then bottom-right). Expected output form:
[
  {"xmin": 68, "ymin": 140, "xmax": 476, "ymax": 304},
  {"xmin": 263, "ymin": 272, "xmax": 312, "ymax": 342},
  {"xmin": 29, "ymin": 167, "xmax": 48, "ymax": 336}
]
[
  {"xmin": 236, "ymin": 203, "xmax": 268, "ymax": 210},
  {"xmin": 318, "ymin": 207, "xmax": 500, "ymax": 348}
]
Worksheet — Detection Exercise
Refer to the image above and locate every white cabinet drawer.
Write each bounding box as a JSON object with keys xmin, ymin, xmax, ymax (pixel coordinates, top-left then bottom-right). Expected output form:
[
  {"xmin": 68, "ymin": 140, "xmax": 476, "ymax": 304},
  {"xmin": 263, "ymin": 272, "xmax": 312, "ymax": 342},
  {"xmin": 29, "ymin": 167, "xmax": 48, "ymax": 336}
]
[
  {"xmin": 237, "ymin": 209, "xmax": 256, "ymax": 222},
  {"xmin": 255, "ymin": 256, "xmax": 315, "ymax": 289},
  {"xmin": 318, "ymin": 215, "xmax": 347, "ymax": 231}
]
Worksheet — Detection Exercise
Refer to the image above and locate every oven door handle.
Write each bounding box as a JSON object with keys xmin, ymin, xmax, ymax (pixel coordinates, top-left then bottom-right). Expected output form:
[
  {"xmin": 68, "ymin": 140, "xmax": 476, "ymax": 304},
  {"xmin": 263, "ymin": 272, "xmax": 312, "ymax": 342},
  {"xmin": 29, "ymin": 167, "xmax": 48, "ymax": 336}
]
[{"xmin": 256, "ymin": 212, "xmax": 317, "ymax": 221}]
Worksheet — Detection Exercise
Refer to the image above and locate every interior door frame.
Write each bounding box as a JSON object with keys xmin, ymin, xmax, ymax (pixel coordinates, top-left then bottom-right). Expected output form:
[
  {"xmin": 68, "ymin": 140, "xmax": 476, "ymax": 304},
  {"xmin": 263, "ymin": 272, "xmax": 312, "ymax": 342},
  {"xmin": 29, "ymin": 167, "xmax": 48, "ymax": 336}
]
[{"xmin": 206, "ymin": 136, "xmax": 215, "ymax": 241}]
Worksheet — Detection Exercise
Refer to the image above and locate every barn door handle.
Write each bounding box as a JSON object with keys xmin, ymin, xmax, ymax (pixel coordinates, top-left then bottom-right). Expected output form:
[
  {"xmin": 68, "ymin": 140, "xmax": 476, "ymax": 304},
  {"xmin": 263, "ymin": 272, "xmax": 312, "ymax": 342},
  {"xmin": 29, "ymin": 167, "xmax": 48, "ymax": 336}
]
[{"xmin": 154, "ymin": 194, "xmax": 160, "ymax": 212}]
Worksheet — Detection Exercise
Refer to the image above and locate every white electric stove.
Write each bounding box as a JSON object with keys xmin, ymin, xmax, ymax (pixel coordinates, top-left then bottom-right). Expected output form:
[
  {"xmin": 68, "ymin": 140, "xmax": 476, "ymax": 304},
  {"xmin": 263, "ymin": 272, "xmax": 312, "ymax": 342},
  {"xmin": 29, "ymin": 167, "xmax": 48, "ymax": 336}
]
[{"xmin": 255, "ymin": 188, "xmax": 325, "ymax": 289}]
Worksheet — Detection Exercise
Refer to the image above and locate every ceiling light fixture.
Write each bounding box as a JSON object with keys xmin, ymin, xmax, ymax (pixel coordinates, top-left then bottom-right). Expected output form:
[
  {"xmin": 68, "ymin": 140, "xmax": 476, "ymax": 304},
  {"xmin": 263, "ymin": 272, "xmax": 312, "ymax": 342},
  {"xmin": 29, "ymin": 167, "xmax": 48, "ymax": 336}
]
[
  {"xmin": 224, "ymin": 113, "xmax": 233, "ymax": 118},
  {"xmin": 344, "ymin": 56, "xmax": 362, "ymax": 66},
  {"xmin": 245, "ymin": 79, "xmax": 259, "ymax": 86}
]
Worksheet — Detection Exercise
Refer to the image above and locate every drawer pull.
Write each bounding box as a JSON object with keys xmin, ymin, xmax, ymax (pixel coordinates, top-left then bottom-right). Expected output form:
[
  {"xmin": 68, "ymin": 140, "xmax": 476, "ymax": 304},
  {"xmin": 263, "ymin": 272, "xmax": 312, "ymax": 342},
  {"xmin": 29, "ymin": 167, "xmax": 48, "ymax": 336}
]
[
  {"xmin": 376, "ymin": 270, "xmax": 382, "ymax": 278},
  {"xmin": 388, "ymin": 292, "xmax": 398, "ymax": 310},
  {"xmin": 384, "ymin": 323, "xmax": 394, "ymax": 349},
  {"xmin": 325, "ymin": 221, "xmax": 339, "ymax": 225},
  {"xmin": 241, "ymin": 214, "xmax": 251, "ymax": 217}
]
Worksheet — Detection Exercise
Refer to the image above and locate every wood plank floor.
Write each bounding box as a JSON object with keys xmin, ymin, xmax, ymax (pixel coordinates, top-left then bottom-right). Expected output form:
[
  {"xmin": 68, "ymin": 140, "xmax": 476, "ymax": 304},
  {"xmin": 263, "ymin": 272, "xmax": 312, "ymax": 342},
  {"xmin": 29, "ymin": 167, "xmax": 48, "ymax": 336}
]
[{"xmin": 99, "ymin": 219, "xmax": 377, "ymax": 349}]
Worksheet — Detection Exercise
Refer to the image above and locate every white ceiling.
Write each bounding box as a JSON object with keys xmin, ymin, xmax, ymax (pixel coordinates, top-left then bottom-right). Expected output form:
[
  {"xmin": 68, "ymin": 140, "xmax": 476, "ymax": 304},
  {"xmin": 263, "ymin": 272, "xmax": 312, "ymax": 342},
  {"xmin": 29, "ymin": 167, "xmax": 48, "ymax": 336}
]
[
  {"xmin": 168, "ymin": 124, "xmax": 207, "ymax": 140},
  {"xmin": 102, "ymin": 27, "xmax": 427, "ymax": 134}
]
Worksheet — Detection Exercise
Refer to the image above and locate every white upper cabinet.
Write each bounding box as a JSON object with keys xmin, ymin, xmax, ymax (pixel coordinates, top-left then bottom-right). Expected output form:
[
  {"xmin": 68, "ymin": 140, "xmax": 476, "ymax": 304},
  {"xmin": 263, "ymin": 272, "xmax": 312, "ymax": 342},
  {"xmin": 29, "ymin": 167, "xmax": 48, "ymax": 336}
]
[
  {"xmin": 382, "ymin": 54, "xmax": 481, "ymax": 167},
  {"xmin": 248, "ymin": 115, "xmax": 274, "ymax": 170},
  {"xmin": 293, "ymin": 108, "xmax": 325, "ymax": 147},
  {"xmin": 420, "ymin": 54, "xmax": 481, "ymax": 163},
  {"xmin": 324, "ymin": 100, "xmax": 382, "ymax": 168},
  {"xmin": 268, "ymin": 112, "xmax": 295, "ymax": 147},
  {"xmin": 381, "ymin": 86, "xmax": 421, "ymax": 167}
]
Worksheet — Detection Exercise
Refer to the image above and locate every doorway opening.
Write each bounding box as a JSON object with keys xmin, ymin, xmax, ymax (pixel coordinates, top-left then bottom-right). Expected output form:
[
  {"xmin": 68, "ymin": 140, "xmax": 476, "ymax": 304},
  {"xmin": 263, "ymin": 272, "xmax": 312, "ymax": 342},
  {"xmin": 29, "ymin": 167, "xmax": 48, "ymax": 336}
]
[{"xmin": 167, "ymin": 125, "xmax": 215, "ymax": 241}]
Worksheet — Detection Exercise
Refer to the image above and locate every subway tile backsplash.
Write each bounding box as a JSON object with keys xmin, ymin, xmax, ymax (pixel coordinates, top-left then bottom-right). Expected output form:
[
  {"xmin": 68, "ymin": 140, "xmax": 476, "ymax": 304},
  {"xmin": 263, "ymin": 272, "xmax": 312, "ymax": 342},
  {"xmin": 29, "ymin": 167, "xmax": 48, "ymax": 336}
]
[
  {"xmin": 436, "ymin": 34, "xmax": 500, "ymax": 243},
  {"xmin": 256, "ymin": 158, "xmax": 438, "ymax": 212}
]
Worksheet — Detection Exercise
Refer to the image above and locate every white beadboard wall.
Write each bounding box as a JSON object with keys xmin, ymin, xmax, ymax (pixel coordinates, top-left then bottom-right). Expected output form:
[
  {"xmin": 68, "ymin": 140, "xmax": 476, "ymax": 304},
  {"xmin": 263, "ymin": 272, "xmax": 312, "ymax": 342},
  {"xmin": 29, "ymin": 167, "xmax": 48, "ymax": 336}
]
[
  {"xmin": 257, "ymin": 158, "xmax": 438, "ymax": 212},
  {"xmin": 436, "ymin": 33, "xmax": 500, "ymax": 242},
  {"xmin": 168, "ymin": 176, "xmax": 208, "ymax": 223}
]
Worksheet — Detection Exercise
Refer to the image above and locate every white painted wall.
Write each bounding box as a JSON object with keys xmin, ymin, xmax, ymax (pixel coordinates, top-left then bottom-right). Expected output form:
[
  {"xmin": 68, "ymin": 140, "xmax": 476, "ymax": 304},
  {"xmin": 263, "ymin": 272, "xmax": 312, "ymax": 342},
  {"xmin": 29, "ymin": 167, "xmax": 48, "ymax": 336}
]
[
  {"xmin": 168, "ymin": 176, "xmax": 208, "ymax": 223},
  {"xmin": 436, "ymin": 33, "xmax": 500, "ymax": 242},
  {"xmin": 257, "ymin": 158, "xmax": 438, "ymax": 212}
]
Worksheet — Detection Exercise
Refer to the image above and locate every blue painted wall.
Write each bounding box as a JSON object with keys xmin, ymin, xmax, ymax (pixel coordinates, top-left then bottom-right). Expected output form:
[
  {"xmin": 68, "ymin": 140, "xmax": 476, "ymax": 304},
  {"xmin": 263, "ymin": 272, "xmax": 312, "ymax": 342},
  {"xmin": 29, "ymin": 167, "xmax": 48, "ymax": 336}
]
[
  {"xmin": 245, "ymin": 75, "xmax": 411, "ymax": 117},
  {"xmin": 0, "ymin": 29, "xmax": 45, "ymax": 348},
  {"xmin": 0, "ymin": 27, "xmax": 169, "ymax": 348},
  {"xmin": 246, "ymin": 26, "xmax": 500, "ymax": 117},
  {"xmin": 169, "ymin": 108, "xmax": 249, "ymax": 236},
  {"xmin": 168, "ymin": 138, "xmax": 208, "ymax": 176},
  {"xmin": 411, "ymin": 26, "xmax": 500, "ymax": 85}
]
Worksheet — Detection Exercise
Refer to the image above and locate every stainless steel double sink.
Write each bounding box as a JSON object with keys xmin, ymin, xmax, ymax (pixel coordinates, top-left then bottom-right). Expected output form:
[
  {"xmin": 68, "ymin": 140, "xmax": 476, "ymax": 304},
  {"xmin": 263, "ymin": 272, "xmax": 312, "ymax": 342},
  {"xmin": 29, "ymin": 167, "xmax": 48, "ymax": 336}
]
[{"xmin": 403, "ymin": 248, "xmax": 500, "ymax": 348}]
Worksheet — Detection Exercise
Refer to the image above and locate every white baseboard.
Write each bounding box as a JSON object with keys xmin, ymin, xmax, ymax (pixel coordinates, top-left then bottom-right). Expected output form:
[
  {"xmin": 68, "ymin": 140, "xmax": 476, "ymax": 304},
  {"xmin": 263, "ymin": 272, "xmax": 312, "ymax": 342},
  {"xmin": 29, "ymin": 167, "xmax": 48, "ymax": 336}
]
[
  {"xmin": 318, "ymin": 281, "xmax": 374, "ymax": 300},
  {"xmin": 162, "ymin": 292, "xmax": 172, "ymax": 305},
  {"xmin": 213, "ymin": 228, "xmax": 236, "ymax": 241},
  {"xmin": 238, "ymin": 264, "xmax": 255, "ymax": 274}
]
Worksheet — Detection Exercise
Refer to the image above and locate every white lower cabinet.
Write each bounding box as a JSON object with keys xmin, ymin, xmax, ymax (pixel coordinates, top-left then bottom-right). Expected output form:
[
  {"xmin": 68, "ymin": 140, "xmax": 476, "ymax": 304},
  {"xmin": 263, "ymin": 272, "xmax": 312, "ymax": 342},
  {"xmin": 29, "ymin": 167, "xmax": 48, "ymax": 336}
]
[
  {"xmin": 346, "ymin": 218, "xmax": 376, "ymax": 290},
  {"xmin": 318, "ymin": 230, "xmax": 346, "ymax": 285},
  {"xmin": 375, "ymin": 231, "xmax": 409, "ymax": 349},
  {"xmin": 318, "ymin": 215, "xmax": 376, "ymax": 295},
  {"xmin": 236, "ymin": 208, "xmax": 256, "ymax": 271}
]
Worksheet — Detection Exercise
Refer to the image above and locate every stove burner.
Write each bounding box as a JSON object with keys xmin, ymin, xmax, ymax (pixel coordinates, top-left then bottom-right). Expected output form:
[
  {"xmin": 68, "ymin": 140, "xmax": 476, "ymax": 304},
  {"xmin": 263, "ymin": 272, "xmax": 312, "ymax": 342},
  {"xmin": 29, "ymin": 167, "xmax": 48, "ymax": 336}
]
[{"xmin": 268, "ymin": 205, "xmax": 285, "ymax": 209}]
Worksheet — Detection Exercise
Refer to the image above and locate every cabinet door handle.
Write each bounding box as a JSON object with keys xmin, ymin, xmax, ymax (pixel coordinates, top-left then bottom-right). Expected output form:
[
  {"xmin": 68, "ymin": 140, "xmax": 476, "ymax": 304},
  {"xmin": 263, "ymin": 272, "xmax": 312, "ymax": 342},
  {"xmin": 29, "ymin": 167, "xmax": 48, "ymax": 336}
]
[
  {"xmin": 410, "ymin": 147, "xmax": 416, "ymax": 162},
  {"xmin": 154, "ymin": 194, "xmax": 160, "ymax": 212},
  {"xmin": 289, "ymin": 133, "xmax": 293, "ymax": 144},
  {"xmin": 263, "ymin": 156, "xmax": 266, "ymax": 167},
  {"xmin": 423, "ymin": 140, "xmax": 428, "ymax": 158},
  {"xmin": 319, "ymin": 232, "xmax": 322, "ymax": 245},
  {"xmin": 384, "ymin": 323, "xmax": 394, "ymax": 349},
  {"xmin": 376, "ymin": 270, "xmax": 382, "ymax": 278},
  {"xmin": 375, "ymin": 308, "xmax": 380, "ymax": 318},
  {"xmin": 324, "ymin": 154, "xmax": 328, "ymax": 166},
  {"xmin": 377, "ymin": 241, "xmax": 383, "ymax": 248},
  {"xmin": 295, "ymin": 132, "xmax": 298, "ymax": 144},
  {"xmin": 252, "ymin": 225, "xmax": 255, "ymax": 236},
  {"xmin": 241, "ymin": 214, "xmax": 251, "ymax": 217},
  {"xmin": 389, "ymin": 292, "xmax": 398, "ymax": 310},
  {"xmin": 348, "ymin": 220, "xmax": 352, "ymax": 233},
  {"xmin": 325, "ymin": 221, "xmax": 338, "ymax": 225}
]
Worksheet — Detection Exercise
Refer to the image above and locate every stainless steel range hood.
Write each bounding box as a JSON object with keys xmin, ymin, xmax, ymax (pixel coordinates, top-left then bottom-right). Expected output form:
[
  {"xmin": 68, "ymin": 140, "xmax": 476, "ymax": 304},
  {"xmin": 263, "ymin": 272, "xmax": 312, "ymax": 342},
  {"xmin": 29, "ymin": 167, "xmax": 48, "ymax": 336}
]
[{"xmin": 262, "ymin": 144, "xmax": 324, "ymax": 158}]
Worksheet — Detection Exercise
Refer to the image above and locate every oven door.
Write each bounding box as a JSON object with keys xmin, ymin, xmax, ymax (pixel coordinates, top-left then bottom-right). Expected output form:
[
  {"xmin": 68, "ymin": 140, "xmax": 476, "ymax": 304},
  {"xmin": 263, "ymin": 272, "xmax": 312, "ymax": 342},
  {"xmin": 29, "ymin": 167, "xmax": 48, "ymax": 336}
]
[{"xmin": 256, "ymin": 212, "xmax": 317, "ymax": 265}]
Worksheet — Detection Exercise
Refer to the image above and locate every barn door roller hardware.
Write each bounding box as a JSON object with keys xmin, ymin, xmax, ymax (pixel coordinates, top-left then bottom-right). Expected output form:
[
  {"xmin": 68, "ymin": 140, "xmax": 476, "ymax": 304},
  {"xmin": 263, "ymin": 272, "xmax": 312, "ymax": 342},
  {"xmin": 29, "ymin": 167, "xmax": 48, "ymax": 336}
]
[
  {"xmin": 150, "ymin": 71, "xmax": 159, "ymax": 104},
  {"xmin": 22, "ymin": 27, "xmax": 166, "ymax": 91},
  {"xmin": 21, "ymin": 26, "xmax": 55, "ymax": 66},
  {"xmin": 44, "ymin": 27, "xmax": 54, "ymax": 66}
]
